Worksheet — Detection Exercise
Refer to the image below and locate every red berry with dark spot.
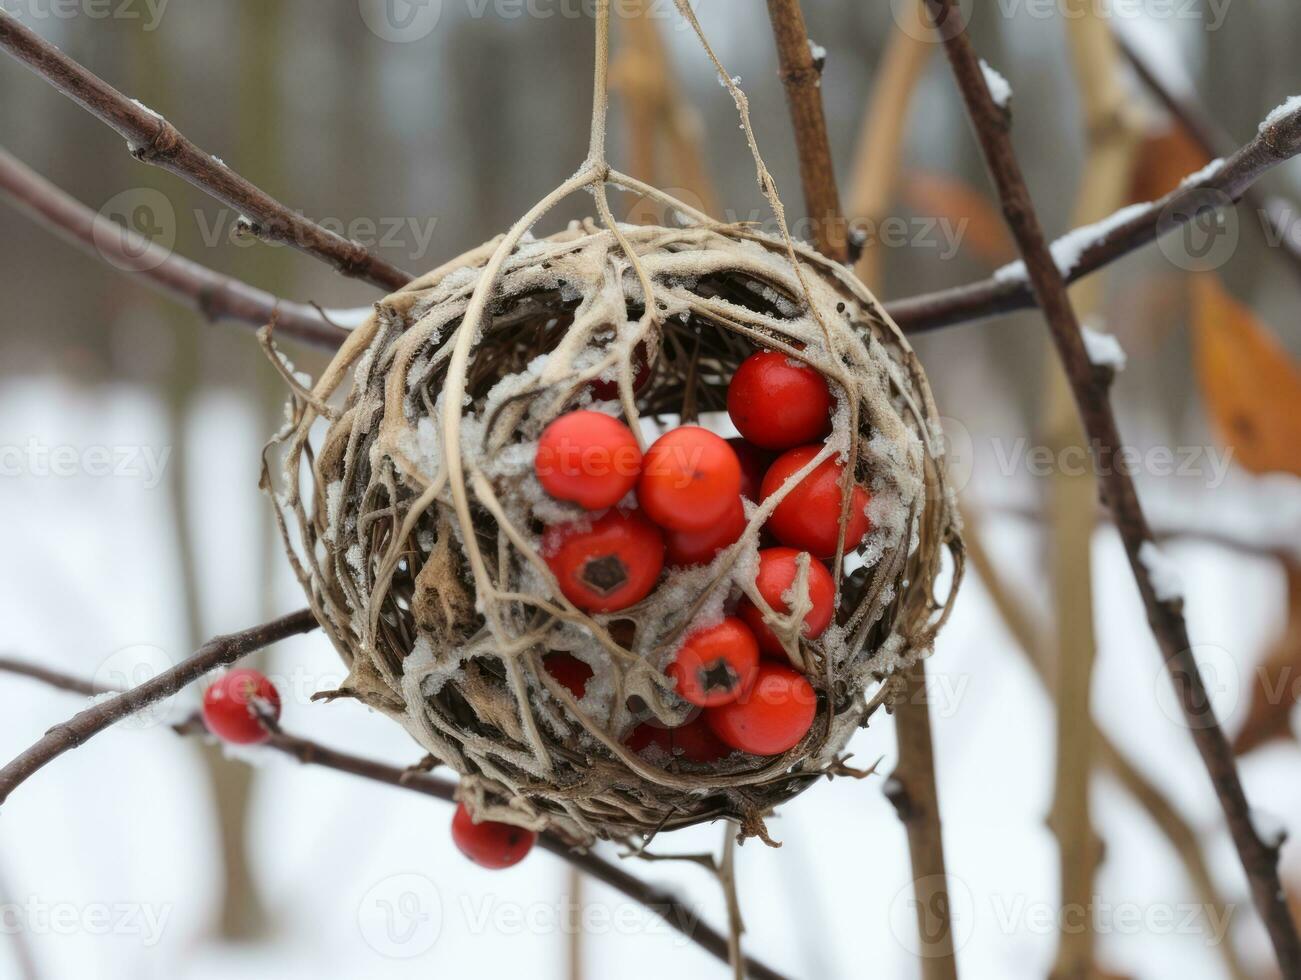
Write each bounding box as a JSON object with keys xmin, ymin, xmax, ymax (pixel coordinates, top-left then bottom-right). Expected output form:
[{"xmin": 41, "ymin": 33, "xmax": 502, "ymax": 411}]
[
  {"xmin": 705, "ymin": 662, "xmax": 817, "ymax": 756},
  {"xmin": 541, "ymin": 509, "xmax": 665, "ymax": 612},
  {"xmin": 638, "ymin": 427, "xmax": 742, "ymax": 532},
  {"xmin": 627, "ymin": 716, "xmax": 731, "ymax": 764},
  {"xmin": 761, "ymin": 445, "xmax": 870, "ymax": 559},
  {"xmin": 535, "ymin": 411, "xmax": 642, "ymax": 511},
  {"xmin": 728, "ymin": 438, "xmax": 774, "ymax": 503},
  {"xmin": 451, "ymin": 802, "xmax": 536, "ymax": 869},
  {"xmin": 544, "ymin": 653, "xmax": 593, "ymax": 699},
  {"xmin": 667, "ymin": 617, "xmax": 760, "ymax": 708},
  {"xmin": 727, "ymin": 351, "xmax": 833, "ymax": 450},
  {"xmin": 202, "ymin": 668, "xmax": 280, "ymax": 745},
  {"xmin": 664, "ymin": 496, "xmax": 747, "ymax": 567},
  {"xmin": 740, "ymin": 547, "xmax": 837, "ymax": 657}
]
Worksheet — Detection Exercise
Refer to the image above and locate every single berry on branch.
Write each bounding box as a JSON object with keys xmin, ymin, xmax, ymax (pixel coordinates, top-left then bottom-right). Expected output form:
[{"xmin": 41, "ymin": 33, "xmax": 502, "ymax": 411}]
[
  {"xmin": 202, "ymin": 668, "xmax": 281, "ymax": 745},
  {"xmin": 451, "ymin": 801, "xmax": 536, "ymax": 869}
]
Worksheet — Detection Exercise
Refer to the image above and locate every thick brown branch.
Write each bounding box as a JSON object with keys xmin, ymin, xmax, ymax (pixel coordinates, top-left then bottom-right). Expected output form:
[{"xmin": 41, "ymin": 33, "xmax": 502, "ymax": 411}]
[
  {"xmin": 0, "ymin": 147, "xmax": 353, "ymax": 350},
  {"xmin": 0, "ymin": 659, "xmax": 789, "ymax": 980},
  {"xmin": 922, "ymin": 1, "xmax": 1301, "ymax": 973},
  {"xmin": 0, "ymin": 609, "xmax": 319, "ymax": 805},
  {"xmin": 884, "ymin": 96, "xmax": 1301, "ymax": 333},
  {"xmin": 764, "ymin": 0, "xmax": 848, "ymax": 262},
  {"xmin": 1112, "ymin": 28, "xmax": 1301, "ymax": 285},
  {"xmin": 0, "ymin": 12, "xmax": 412, "ymax": 291}
]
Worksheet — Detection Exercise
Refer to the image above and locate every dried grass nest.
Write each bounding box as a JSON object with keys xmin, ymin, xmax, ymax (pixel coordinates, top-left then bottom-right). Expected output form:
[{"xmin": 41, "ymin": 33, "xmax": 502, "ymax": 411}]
[{"xmin": 266, "ymin": 219, "xmax": 963, "ymax": 847}]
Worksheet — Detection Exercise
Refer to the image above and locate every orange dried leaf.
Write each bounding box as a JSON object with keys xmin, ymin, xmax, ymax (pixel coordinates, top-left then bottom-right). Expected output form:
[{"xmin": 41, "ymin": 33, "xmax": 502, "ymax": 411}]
[
  {"xmin": 900, "ymin": 172, "xmax": 1013, "ymax": 265},
  {"xmin": 1191, "ymin": 275, "xmax": 1301, "ymax": 476},
  {"xmin": 1234, "ymin": 562, "xmax": 1301, "ymax": 755},
  {"xmin": 1128, "ymin": 125, "xmax": 1211, "ymax": 204}
]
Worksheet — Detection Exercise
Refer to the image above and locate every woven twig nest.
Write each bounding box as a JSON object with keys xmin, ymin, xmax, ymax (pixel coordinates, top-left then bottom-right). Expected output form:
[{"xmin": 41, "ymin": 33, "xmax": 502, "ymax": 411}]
[{"xmin": 267, "ymin": 219, "xmax": 961, "ymax": 846}]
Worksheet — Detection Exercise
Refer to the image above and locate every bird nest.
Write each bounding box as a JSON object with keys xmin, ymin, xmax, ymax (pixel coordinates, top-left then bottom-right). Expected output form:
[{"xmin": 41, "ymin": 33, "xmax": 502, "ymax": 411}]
[{"xmin": 265, "ymin": 219, "xmax": 962, "ymax": 846}]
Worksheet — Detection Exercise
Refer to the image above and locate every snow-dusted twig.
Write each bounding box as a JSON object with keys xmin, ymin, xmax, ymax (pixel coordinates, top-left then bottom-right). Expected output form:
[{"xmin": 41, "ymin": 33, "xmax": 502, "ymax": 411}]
[
  {"xmin": 0, "ymin": 609, "xmax": 319, "ymax": 805},
  {"xmin": 0, "ymin": 147, "xmax": 353, "ymax": 349},
  {"xmin": 1112, "ymin": 27, "xmax": 1301, "ymax": 285},
  {"xmin": 0, "ymin": 12, "xmax": 411, "ymax": 291},
  {"xmin": 764, "ymin": 0, "xmax": 848, "ymax": 263},
  {"xmin": 921, "ymin": 2, "xmax": 1301, "ymax": 972},
  {"xmin": 0, "ymin": 656, "xmax": 790, "ymax": 980},
  {"xmin": 885, "ymin": 94, "xmax": 1301, "ymax": 333}
]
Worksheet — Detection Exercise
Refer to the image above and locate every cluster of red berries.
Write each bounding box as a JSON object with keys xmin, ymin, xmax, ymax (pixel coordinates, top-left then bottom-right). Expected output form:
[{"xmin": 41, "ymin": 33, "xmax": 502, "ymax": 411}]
[
  {"xmin": 535, "ymin": 349, "xmax": 871, "ymax": 761},
  {"xmin": 202, "ymin": 668, "xmax": 538, "ymax": 870}
]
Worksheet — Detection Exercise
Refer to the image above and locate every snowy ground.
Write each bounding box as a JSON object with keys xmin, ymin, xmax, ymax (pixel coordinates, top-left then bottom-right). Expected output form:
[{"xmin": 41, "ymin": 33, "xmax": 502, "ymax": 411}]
[{"xmin": 0, "ymin": 376, "xmax": 1298, "ymax": 979}]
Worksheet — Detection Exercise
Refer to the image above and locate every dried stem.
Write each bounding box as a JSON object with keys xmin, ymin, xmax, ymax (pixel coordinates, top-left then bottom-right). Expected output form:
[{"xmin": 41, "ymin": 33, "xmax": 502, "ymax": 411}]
[
  {"xmin": 0, "ymin": 657, "xmax": 790, "ymax": 980},
  {"xmin": 718, "ymin": 825, "xmax": 745, "ymax": 980},
  {"xmin": 884, "ymin": 95, "xmax": 1301, "ymax": 333},
  {"xmin": 961, "ymin": 511, "xmax": 1250, "ymax": 980},
  {"xmin": 886, "ymin": 660, "xmax": 959, "ymax": 980},
  {"xmin": 0, "ymin": 609, "xmax": 319, "ymax": 805},
  {"xmin": 0, "ymin": 146, "xmax": 353, "ymax": 348},
  {"xmin": 0, "ymin": 12, "xmax": 411, "ymax": 291},
  {"xmin": 1112, "ymin": 28, "xmax": 1301, "ymax": 285},
  {"xmin": 922, "ymin": 1, "xmax": 1301, "ymax": 971},
  {"xmin": 765, "ymin": 0, "xmax": 848, "ymax": 262}
]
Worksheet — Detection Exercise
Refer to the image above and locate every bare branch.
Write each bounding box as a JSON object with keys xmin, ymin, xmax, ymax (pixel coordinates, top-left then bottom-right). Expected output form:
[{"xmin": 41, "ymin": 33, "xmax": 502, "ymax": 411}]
[
  {"xmin": 884, "ymin": 96, "xmax": 1301, "ymax": 333},
  {"xmin": 0, "ymin": 609, "xmax": 319, "ymax": 805},
  {"xmin": 0, "ymin": 147, "xmax": 354, "ymax": 350},
  {"xmin": 0, "ymin": 657, "xmax": 791, "ymax": 980},
  {"xmin": 764, "ymin": 0, "xmax": 848, "ymax": 262},
  {"xmin": 0, "ymin": 12, "xmax": 413, "ymax": 291},
  {"xmin": 1112, "ymin": 27, "xmax": 1301, "ymax": 285},
  {"xmin": 922, "ymin": 1, "xmax": 1301, "ymax": 971}
]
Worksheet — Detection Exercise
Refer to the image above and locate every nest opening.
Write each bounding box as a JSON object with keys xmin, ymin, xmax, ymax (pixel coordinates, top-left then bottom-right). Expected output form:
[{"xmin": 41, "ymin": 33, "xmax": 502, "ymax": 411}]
[{"xmin": 267, "ymin": 219, "xmax": 962, "ymax": 846}]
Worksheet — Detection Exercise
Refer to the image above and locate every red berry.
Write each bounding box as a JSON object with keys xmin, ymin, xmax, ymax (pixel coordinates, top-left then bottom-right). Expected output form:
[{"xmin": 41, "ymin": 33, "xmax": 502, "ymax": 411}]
[
  {"xmin": 451, "ymin": 802, "xmax": 536, "ymax": 869},
  {"xmin": 728, "ymin": 438, "xmax": 774, "ymax": 502},
  {"xmin": 590, "ymin": 343, "xmax": 653, "ymax": 401},
  {"xmin": 664, "ymin": 497, "xmax": 747, "ymax": 566},
  {"xmin": 705, "ymin": 662, "xmax": 816, "ymax": 755},
  {"xmin": 739, "ymin": 548, "xmax": 837, "ymax": 656},
  {"xmin": 638, "ymin": 427, "xmax": 742, "ymax": 532},
  {"xmin": 727, "ymin": 351, "xmax": 833, "ymax": 450},
  {"xmin": 761, "ymin": 445, "xmax": 870, "ymax": 559},
  {"xmin": 541, "ymin": 509, "xmax": 665, "ymax": 612},
  {"xmin": 202, "ymin": 668, "xmax": 280, "ymax": 745},
  {"xmin": 544, "ymin": 653, "xmax": 592, "ymax": 698},
  {"xmin": 627, "ymin": 716, "xmax": 730, "ymax": 764},
  {"xmin": 535, "ymin": 411, "xmax": 642, "ymax": 511},
  {"xmin": 667, "ymin": 617, "xmax": 760, "ymax": 708}
]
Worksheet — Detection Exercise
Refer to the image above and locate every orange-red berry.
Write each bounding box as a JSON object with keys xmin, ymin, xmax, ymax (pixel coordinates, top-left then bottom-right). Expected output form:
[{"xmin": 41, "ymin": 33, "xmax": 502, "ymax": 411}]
[
  {"xmin": 535, "ymin": 410, "xmax": 642, "ymax": 511},
  {"xmin": 739, "ymin": 547, "xmax": 836, "ymax": 657},
  {"xmin": 541, "ymin": 509, "xmax": 665, "ymax": 612},
  {"xmin": 667, "ymin": 617, "xmax": 760, "ymax": 708},
  {"xmin": 637, "ymin": 427, "xmax": 742, "ymax": 532},
  {"xmin": 664, "ymin": 496, "xmax": 747, "ymax": 566},
  {"xmin": 202, "ymin": 669, "xmax": 280, "ymax": 745},
  {"xmin": 761, "ymin": 445, "xmax": 870, "ymax": 559},
  {"xmin": 727, "ymin": 351, "xmax": 833, "ymax": 450},
  {"xmin": 705, "ymin": 662, "xmax": 816, "ymax": 756},
  {"xmin": 451, "ymin": 802, "xmax": 536, "ymax": 869}
]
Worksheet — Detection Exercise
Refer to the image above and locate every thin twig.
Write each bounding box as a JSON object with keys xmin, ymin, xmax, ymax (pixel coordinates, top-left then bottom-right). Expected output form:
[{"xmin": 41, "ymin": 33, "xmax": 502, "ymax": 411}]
[
  {"xmin": 0, "ymin": 12, "xmax": 412, "ymax": 291},
  {"xmin": 883, "ymin": 96, "xmax": 1301, "ymax": 333},
  {"xmin": 0, "ymin": 609, "xmax": 319, "ymax": 805},
  {"xmin": 764, "ymin": 0, "xmax": 848, "ymax": 262},
  {"xmin": 0, "ymin": 147, "xmax": 353, "ymax": 349},
  {"xmin": 922, "ymin": 2, "xmax": 1301, "ymax": 972},
  {"xmin": 886, "ymin": 661, "xmax": 959, "ymax": 980},
  {"xmin": 1112, "ymin": 27, "xmax": 1301, "ymax": 285},
  {"xmin": 718, "ymin": 825, "xmax": 744, "ymax": 980},
  {"xmin": 0, "ymin": 658, "xmax": 791, "ymax": 980},
  {"xmin": 962, "ymin": 511, "xmax": 1251, "ymax": 980}
]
